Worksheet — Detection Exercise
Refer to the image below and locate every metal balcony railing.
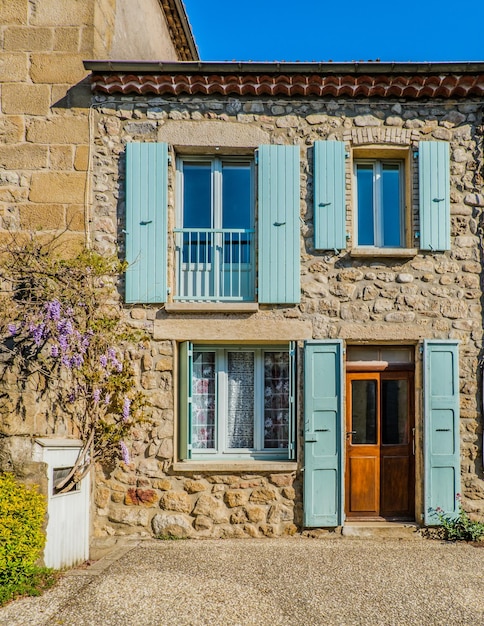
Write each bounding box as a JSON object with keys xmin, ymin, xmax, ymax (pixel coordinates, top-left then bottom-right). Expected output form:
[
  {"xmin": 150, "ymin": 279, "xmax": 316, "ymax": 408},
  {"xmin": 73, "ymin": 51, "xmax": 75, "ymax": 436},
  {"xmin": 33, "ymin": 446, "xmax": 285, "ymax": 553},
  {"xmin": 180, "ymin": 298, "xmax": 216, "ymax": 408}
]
[{"xmin": 174, "ymin": 228, "xmax": 255, "ymax": 301}]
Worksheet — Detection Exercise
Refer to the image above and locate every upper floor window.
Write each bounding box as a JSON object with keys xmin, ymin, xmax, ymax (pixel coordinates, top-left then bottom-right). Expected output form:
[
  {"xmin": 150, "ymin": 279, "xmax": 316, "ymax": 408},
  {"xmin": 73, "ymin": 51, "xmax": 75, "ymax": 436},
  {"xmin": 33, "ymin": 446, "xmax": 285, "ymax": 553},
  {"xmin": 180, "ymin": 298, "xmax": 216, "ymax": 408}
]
[
  {"xmin": 175, "ymin": 157, "xmax": 255, "ymax": 302},
  {"xmin": 354, "ymin": 159, "xmax": 405, "ymax": 248}
]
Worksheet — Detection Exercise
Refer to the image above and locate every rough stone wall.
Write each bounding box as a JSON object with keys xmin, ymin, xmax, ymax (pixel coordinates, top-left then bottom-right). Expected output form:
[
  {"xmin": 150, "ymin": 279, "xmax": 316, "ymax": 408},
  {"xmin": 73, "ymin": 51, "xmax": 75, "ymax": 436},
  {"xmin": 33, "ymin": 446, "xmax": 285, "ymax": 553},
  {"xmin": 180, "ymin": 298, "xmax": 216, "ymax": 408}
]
[{"xmin": 87, "ymin": 93, "xmax": 484, "ymax": 537}]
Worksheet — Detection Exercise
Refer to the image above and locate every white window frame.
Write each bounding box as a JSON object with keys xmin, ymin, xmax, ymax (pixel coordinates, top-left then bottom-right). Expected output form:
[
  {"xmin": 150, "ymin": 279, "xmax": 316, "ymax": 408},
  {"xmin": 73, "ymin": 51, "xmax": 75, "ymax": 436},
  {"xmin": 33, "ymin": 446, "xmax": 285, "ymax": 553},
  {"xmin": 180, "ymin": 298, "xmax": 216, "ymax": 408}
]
[
  {"xmin": 182, "ymin": 342, "xmax": 295, "ymax": 461},
  {"xmin": 353, "ymin": 158, "xmax": 405, "ymax": 248}
]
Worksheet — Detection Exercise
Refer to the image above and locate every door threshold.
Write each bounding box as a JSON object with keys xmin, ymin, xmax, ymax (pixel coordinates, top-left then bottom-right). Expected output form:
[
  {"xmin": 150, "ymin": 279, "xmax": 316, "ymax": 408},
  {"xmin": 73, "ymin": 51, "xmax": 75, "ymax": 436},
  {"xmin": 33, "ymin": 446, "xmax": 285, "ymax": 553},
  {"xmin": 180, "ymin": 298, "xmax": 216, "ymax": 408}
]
[{"xmin": 342, "ymin": 520, "xmax": 421, "ymax": 539}]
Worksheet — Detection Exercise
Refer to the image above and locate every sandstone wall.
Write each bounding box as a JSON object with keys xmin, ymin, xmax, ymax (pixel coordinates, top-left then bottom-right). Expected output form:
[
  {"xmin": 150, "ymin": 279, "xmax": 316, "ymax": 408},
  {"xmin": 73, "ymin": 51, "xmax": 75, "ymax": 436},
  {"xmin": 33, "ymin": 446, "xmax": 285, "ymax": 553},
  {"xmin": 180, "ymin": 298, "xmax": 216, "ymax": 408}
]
[{"xmin": 87, "ymin": 94, "xmax": 484, "ymax": 537}]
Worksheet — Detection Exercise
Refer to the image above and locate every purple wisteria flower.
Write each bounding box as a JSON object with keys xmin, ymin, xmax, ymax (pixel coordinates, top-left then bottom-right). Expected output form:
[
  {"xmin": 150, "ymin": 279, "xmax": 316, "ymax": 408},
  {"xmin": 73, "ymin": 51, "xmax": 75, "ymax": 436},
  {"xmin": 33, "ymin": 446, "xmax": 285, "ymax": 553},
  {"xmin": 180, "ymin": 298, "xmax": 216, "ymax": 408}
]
[
  {"xmin": 7, "ymin": 323, "xmax": 18, "ymax": 336},
  {"xmin": 93, "ymin": 389, "xmax": 101, "ymax": 403},
  {"xmin": 45, "ymin": 299, "xmax": 61, "ymax": 321},
  {"xmin": 100, "ymin": 355, "xmax": 108, "ymax": 368},
  {"xmin": 51, "ymin": 344, "xmax": 59, "ymax": 357},
  {"xmin": 30, "ymin": 323, "xmax": 46, "ymax": 346},
  {"xmin": 70, "ymin": 354, "xmax": 84, "ymax": 368},
  {"xmin": 122, "ymin": 397, "xmax": 131, "ymax": 422},
  {"xmin": 120, "ymin": 441, "xmax": 130, "ymax": 465}
]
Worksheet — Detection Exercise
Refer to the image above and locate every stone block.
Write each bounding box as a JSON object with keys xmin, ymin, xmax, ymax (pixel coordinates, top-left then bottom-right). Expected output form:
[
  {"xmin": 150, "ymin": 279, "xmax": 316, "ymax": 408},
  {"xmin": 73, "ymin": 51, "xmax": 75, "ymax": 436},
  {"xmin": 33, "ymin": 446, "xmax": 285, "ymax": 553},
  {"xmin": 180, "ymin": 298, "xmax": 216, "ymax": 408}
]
[
  {"xmin": 95, "ymin": 486, "xmax": 110, "ymax": 509},
  {"xmin": 152, "ymin": 513, "xmax": 192, "ymax": 538},
  {"xmin": 27, "ymin": 116, "xmax": 89, "ymax": 144},
  {"xmin": 0, "ymin": 144, "xmax": 48, "ymax": 169},
  {"xmin": 65, "ymin": 205, "xmax": 85, "ymax": 231},
  {"xmin": 159, "ymin": 491, "xmax": 192, "ymax": 513},
  {"xmin": 54, "ymin": 27, "xmax": 81, "ymax": 51},
  {"xmin": 184, "ymin": 480, "xmax": 207, "ymax": 494},
  {"xmin": 3, "ymin": 26, "xmax": 54, "ymax": 51},
  {"xmin": 74, "ymin": 145, "xmax": 89, "ymax": 170},
  {"xmin": 2, "ymin": 83, "xmax": 51, "ymax": 116},
  {"xmin": 18, "ymin": 203, "xmax": 65, "ymax": 230},
  {"xmin": 0, "ymin": 0, "xmax": 28, "ymax": 25},
  {"xmin": 30, "ymin": 53, "xmax": 86, "ymax": 84},
  {"xmin": 125, "ymin": 488, "xmax": 158, "ymax": 506},
  {"xmin": 49, "ymin": 145, "xmax": 74, "ymax": 169},
  {"xmin": 29, "ymin": 0, "xmax": 92, "ymax": 26},
  {"xmin": 0, "ymin": 116, "xmax": 24, "ymax": 143},
  {"xmin": 80, "ymin": 25, "xmax": 95, "ymax": 54},
  {"xmin": 249, "ymin": 487, "xmax": 278, "ymax": 504},
  {"xmin": 108, "ymin": 505, "xmax": 150, "ymax": 527},
  {"xmin": 0, "ymin": 53, "xmax": 29, "ymax": 82},
  {"xmin": 224, "ymin": 490, "xmax": 249, "ymax": 508},
  {"xmin": 29, "ymin": 172, "xmax": 86, "ymax": 203}
]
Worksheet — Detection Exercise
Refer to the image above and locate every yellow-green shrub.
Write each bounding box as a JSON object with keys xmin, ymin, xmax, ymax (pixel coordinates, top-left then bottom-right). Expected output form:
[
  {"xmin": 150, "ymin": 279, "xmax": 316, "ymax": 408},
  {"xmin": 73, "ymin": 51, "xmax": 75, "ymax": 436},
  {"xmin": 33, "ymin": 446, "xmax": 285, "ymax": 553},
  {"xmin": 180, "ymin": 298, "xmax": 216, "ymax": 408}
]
[{"xmin": 0, "ymin": 473, "xmax": 47, "ymax": 584}]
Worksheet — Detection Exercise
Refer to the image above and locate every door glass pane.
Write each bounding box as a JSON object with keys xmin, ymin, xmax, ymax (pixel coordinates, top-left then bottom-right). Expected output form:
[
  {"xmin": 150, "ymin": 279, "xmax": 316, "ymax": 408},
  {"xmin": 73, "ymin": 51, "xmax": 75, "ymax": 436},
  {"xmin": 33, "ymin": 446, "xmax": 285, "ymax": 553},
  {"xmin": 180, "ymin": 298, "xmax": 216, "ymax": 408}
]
[
  {"xmin": 182, "ymin": 163, "xmax": 212, "ymax": 262},
  {"xmin": 263, "ymin": 351, "xmax": 289, "ymax": 449},
  {"xmin": 351, "ymin": 379, "xmax": 377, "ymax": 444},
  {"xmin": 192, "ymin": 351, "xmax": 216, "ymax": 449},
  {"xmin": 356, "ymin": 164, "xmax": 374, "ymax": 246},
  {"xmin": 227, "ymin": 352, "xmax": 254, "ymax": 449},
  {"xmin": 222, "ymin": 164, "xmax": 251, "ymax": 263},
  {"xmin": 381, "ymin": 163, "xmax": 402, "ymax": 247},
  {"xmin": 382, "ymin": 379, "xmax": 408, "ymax": 444}
]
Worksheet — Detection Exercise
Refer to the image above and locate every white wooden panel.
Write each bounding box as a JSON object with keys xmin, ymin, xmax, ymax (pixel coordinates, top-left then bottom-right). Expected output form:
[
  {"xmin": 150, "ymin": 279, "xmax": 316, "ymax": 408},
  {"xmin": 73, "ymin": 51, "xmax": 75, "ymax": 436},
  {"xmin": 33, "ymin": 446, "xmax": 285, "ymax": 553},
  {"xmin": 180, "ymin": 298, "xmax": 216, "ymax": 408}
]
[{"xmin": 36, "ymin": 442, "xmax": 90, "ymax": 569}]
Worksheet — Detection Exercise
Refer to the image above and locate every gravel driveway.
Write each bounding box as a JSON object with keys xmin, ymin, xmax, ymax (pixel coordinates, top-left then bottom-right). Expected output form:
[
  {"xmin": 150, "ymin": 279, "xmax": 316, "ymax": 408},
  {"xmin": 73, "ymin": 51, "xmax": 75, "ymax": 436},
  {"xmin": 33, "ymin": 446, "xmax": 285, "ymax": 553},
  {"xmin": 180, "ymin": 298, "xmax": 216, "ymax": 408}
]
[{"xmin": 1, "ymin": 537, "xmax": 483, "ymax": 626}]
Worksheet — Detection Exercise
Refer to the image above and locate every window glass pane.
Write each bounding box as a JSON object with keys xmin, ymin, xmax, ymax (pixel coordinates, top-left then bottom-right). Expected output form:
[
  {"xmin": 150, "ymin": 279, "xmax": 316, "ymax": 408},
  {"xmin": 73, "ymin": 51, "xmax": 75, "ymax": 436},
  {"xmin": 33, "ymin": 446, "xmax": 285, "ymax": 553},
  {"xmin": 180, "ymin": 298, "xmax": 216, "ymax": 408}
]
[
  {"xmin": 351, "ymin": 380, "xmax": 377, "ymax": 444},
  {"xmin": 222, "ymin": 164, "xmax": 251, "ymax": 264},
  {"xmin": 182, "ymin": 163, "xmax": 212, "ymax": 263},
  {"xmin": 382, "ymin": 379, "xmax": 408, "ymax": 445},
  {"xmin": 227, "ymin": 352, "xmax": 254, "ymax": 448},
  {"xmin": 192, "ymin": 351, "xmax": 216, "ymax": 449},
  {"xmin": 264, "ymin": 352, "xmax": 290, "ymax": 449},
  {"xmin": 356, "ymin": 165, "xmax": 374, "ymax": 245},
  {"xmin": 53, "ymin": 467, "xmax": 79, "ymax": 495},
  {"xmin": 222, "ymin": 164, "xmax": 251, "ymax": 229},
  {"xmin": 183, "ymin": 163, "xmax": 212, "ymax": 228},
  {"xmin": 381, "ymin": 164, "xmax": 402, "ymax": 247}
]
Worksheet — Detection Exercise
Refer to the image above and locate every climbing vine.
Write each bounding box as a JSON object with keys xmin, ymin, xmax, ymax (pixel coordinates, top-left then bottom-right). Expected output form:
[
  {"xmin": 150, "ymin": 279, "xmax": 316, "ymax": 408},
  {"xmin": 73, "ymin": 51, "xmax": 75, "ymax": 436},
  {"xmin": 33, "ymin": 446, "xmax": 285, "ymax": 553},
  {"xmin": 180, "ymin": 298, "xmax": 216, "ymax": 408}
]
[{"xmin": 0, "ymin": 236, "xmax": 146, "ymax": 490}]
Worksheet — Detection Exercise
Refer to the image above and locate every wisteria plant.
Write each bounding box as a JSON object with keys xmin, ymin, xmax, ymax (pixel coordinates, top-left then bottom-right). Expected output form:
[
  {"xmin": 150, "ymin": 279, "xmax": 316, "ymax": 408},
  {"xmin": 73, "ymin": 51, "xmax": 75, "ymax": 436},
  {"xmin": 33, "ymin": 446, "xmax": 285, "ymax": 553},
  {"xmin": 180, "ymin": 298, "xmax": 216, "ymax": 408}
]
[{"xmin": 0, "ymin": 237, "xmax": 146, "ymax": 491}]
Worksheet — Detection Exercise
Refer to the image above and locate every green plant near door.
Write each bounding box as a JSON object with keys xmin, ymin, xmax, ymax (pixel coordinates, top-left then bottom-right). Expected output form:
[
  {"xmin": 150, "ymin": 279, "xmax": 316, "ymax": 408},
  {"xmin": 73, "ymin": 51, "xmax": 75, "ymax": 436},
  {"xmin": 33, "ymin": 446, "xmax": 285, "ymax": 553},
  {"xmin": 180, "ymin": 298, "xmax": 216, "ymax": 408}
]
[{"xmin": 435, "ymin": 495, "xmax": 484, "ymax": 542}]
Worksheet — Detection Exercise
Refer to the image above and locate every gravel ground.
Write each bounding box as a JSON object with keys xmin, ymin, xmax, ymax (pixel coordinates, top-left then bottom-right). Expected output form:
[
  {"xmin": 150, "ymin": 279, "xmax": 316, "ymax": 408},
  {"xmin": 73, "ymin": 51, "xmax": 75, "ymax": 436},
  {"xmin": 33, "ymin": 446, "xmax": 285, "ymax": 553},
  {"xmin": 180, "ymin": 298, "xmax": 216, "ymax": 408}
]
[{"xmin": 1, "ymin": 537, "xmax": 483, "ymax": 626}]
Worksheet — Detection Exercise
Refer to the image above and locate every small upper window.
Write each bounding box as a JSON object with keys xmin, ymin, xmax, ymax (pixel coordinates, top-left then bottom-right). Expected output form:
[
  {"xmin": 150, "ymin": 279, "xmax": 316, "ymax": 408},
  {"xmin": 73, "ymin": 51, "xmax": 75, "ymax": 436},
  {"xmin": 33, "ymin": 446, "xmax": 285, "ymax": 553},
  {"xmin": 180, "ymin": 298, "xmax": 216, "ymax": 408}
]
[{"xmin": 354, "ymin": 159, "xmax": 405, "ymax": 248}]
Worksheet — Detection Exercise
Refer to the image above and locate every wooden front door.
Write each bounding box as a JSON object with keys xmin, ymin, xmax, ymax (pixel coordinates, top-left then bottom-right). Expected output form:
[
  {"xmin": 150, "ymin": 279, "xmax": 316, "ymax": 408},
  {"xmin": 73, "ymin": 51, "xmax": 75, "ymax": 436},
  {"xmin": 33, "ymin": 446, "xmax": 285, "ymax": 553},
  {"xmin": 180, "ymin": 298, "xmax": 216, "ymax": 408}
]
[{"xmin": 345, "ymin": 371, "xmax": 415, "ymax": 520}]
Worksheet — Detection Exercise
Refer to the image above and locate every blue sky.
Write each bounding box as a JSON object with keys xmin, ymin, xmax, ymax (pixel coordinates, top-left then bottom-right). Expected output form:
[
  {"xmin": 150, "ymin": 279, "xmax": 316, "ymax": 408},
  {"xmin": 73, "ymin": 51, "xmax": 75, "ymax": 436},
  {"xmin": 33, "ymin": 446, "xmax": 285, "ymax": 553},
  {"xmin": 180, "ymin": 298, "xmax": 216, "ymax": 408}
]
[{"xmin": 183, "ymin": 1, "xmax": 484, "ymax": 63}]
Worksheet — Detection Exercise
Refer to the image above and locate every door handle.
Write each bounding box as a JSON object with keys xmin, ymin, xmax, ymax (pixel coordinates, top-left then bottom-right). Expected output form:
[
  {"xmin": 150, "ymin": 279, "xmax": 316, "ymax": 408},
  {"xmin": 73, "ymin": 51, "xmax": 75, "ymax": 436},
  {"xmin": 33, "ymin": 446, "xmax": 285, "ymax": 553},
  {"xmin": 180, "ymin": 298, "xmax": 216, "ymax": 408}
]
[{"xmin": 346, "ymin": 430, "xmax": 356, "ymax": 439}]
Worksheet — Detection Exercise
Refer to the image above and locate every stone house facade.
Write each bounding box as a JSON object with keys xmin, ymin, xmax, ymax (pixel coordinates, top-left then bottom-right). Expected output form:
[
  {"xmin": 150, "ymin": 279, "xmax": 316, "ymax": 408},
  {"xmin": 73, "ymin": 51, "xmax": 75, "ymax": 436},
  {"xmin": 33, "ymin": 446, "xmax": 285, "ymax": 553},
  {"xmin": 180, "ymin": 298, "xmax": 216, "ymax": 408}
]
[{"xmin": 82, "ymin": 61, "xmax": 484, "ymax": 539}]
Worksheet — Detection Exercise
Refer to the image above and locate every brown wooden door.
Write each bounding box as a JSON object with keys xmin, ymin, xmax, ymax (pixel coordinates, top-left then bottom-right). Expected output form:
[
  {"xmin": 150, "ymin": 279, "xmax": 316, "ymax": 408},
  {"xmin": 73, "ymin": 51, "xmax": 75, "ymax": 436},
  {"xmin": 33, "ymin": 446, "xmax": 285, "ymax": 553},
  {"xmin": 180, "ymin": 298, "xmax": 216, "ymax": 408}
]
[{"xmin": 345, "ymin": 371, "xmax": 414, "ymax": 520}]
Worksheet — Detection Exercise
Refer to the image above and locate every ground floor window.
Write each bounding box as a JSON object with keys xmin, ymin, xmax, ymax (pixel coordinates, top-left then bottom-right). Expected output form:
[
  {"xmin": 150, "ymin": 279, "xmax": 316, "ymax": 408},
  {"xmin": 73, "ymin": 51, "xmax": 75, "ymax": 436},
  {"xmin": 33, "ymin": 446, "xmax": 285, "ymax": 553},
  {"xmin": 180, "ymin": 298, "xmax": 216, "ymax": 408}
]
[{"xmin": 179, "ymin": 343, "xmax": 295, "ymax": 460}]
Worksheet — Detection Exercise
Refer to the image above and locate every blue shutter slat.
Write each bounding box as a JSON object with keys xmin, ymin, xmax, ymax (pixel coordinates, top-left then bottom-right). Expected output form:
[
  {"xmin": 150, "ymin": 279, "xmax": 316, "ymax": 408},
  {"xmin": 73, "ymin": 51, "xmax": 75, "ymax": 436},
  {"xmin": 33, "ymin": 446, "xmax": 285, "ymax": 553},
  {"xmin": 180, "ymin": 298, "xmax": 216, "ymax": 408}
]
[
  {"xmin": 419, "ymin": 141, "xmax": 450, "ymax": 251},
  {"xmin": 303, "ymin": 340, "xmax": 344, "ymax": 527},
  {"xmin": 314, "ymin": 141, "xmax": 346, "ymax": 250},
  {"xmin": 258, "ymin": 145, "xmax": 300, "ymax": 303},
  {"xmin": 125, "ymin": 142, "xmax": 168, "ymax": 303},
  {"xmin": 424, "ymin": 340, "xmax": 460, "ymax": 525}
]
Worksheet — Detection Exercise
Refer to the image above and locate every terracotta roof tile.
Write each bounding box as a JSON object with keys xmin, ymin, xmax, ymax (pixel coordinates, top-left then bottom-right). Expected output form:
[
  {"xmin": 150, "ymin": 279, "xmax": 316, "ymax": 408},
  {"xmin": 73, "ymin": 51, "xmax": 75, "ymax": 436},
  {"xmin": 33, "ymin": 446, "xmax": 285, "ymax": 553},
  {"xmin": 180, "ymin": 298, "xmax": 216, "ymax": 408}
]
[{"xmin": 91, "ymin": 72, "xmax": 484, "ymax": 99}]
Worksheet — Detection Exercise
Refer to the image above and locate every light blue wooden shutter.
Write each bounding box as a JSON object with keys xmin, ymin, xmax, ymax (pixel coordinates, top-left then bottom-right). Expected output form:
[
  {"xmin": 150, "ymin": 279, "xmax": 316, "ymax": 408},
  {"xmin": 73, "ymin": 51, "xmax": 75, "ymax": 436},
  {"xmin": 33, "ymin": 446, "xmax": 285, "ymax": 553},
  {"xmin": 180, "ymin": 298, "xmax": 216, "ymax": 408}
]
[
  {"xmin": 303, "ymin": 340, "xmax": 343, "ymax": 527},
  {"xmin": 178, "ymin": 341, "xmax": 193, "ymax": 460},
  {"xmin": 125, "ymin": 142, "xmax": 168, "ymax": 303},
  {"xmin": 423, "ymin": 340, "xmax": 460, "ymax": 525},
  {"xmin": 258, "ymin": 145, "xmax": 300, "ymax": 303},
  {"xmin": 419, "ymin": 141, "xmax": 450, "ymax": 251},
  {"xmin": 314, "ymin": 141, "xmax": 346, "ymax": 250}
]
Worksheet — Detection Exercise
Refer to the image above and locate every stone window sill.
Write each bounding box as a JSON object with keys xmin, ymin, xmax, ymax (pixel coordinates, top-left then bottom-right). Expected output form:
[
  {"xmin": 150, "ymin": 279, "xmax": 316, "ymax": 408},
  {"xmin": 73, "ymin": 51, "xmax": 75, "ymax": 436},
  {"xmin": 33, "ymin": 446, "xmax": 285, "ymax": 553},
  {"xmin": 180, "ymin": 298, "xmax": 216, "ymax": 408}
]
[
  {"xmin": 171, "ymin": 460, "xmax": 298, "ymax": 473},
  {"xmin": 165, "ymin": 303, "xmax": 259, "ymax": 314},
  {"xmin": 350, "ymin": 247, "xmax": 418, "ymax": 258}
]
